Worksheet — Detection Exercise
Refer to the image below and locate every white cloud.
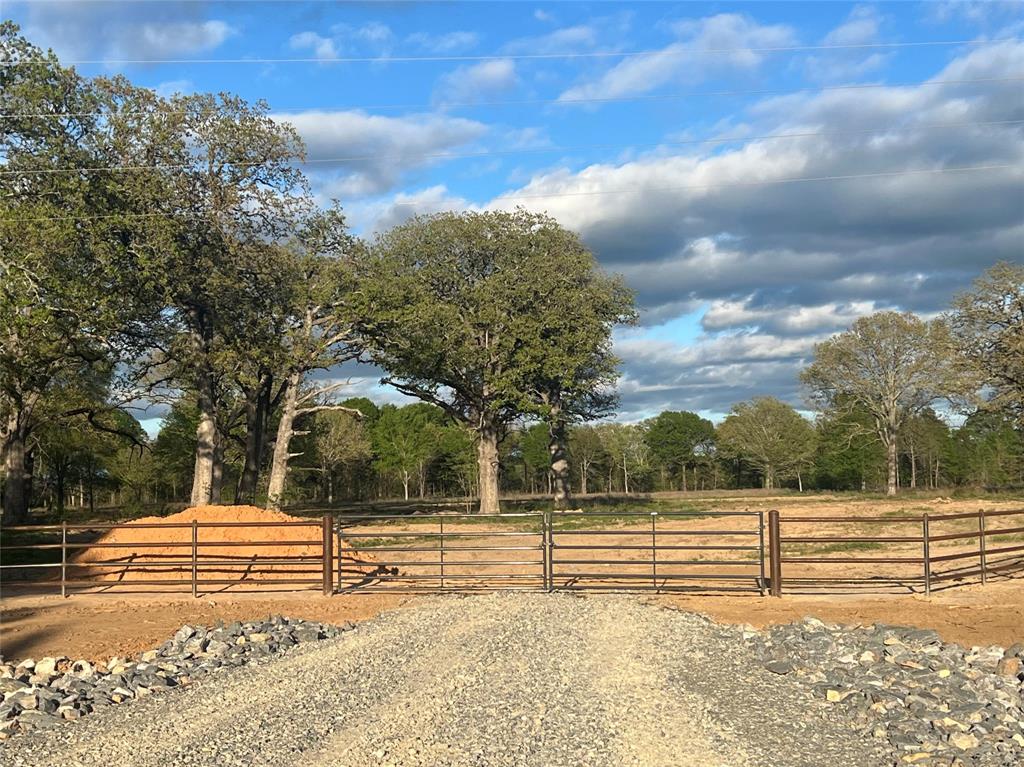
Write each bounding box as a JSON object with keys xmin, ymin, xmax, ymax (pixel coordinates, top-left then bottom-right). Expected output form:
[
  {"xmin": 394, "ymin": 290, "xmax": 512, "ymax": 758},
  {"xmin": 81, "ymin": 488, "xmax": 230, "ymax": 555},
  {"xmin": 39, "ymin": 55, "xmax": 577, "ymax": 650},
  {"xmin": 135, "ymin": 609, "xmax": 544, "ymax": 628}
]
[
  {"xmin": 155, "ymin": 79, "xmax": 193, "ymax": 97},
  {"xmin": 927, "ymin": 0, "xmax": 1024, "ymax": 25},
  {"xmin": 472, "ymin": 41, "xmax": 1024, "ymax": 412},
  {"xmin": 559, "ymin": 14, "xmax": 796, "ymax": 102},
  {"xmin": 804, "ymin": 6, "xmax": 891, "ymax": 82},
  {"xmin": 13, "ymin": 1, "xmax": 236, "ymax": 61},
  {"xmin": 433, "ymin": 59, "xmax": 518, "ymax": 105},
  {"xmin": 277, "ymin": 111, "xmax": 488, "ymax": 198},
  {"xmin": 347, "ymin": 185, "xmax": 474, "ymax": 235},
  {"xmin": 503, "ymin": 24, "xmax": 599, "ymax": 55},
  {"xmin": 289, "ymin": 31, "xmax": 338, "ymax": 61},
  {"xmin": 406, "ymin": 30, "xmax": 479, "ymax": 53},
  {"xmin": 133, "ymin": 20, "xmax": 234, "ymax": 57},
  {"xmin": 329, "ymin": 21, "xmax": 394, "ymax": 50},
  {"xmin": 702, "ymin": 299, "xmax": 879, "ymax": 336}
]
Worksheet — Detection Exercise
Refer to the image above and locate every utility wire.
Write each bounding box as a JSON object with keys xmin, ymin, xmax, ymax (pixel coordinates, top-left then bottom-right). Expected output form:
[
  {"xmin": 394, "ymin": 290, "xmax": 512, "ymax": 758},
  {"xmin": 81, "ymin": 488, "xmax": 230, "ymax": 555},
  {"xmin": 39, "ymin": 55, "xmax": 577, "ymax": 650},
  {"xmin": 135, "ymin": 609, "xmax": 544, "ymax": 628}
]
[
  {"xmin": 458, "ymin": 165, "xmax": 1016, "ymax": 206},
  {"xmin": 2, "ymin": 120, "xmax": 1020, "ymax": 177},
  {"xmin": 3, "ymin": 76, "xmax": 1020, "ymax": 120},
  {"xmin": 4, "ymin": 37, "xmax": 1015, "ymax": 67},
  {"xmin": 8, "ymin": 165, "xmax": 1013, "ymax": 222}
]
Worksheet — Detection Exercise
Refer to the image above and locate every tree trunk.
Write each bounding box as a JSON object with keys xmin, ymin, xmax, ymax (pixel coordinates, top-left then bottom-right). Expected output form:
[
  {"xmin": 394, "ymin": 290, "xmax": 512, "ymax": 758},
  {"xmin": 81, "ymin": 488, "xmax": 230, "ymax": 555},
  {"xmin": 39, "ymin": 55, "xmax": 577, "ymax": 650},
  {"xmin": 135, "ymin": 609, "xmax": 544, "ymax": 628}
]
[
  {"xmin": 55, "ymin": 463, "xmax": 66, "ymax": 517},
  {"xmin": 579, "ymin": 459, "xmax": 589, "ymax": 495},
  {"xmin": 797, "ymin": 470, "xmax": 803, "ymax": 493},
  {"xmin": 209, "ymin": 433, "xmax": 224, "ymax": 504},
  {"xmin": 190, "ymin": 368, "xmax": 217, "ymax": 507},
  {"xmin": 266, "ymin": 370, "xmax": 302, "ymax": 511},
  {"xmin": 622, "ymin": 462, "xmax": 630, "ymax": 495},
  {"xmin": 476, "ymin": 422, "xmax": 500, "ymax": 515},
  {"xmin": 402, "ymin": 471, "xmax": 410, "ymax": 501},
  {"xmin": 548, "ymin": 419, "xmax": 571, "ymax": 509},
  {"xmin": 237, "ymin": 377, "xmax": 271, "ymax": 504},
  {"xmin": 2, "ymin": 420, "xmax": 30, "ymax": 524},
  {"xmin": 885, "ymin": 435, "xmax": 898, "ymax": 496},
  {"xmin": 909, "ymin": 443, "xmax": 917, "ymax": 490}
]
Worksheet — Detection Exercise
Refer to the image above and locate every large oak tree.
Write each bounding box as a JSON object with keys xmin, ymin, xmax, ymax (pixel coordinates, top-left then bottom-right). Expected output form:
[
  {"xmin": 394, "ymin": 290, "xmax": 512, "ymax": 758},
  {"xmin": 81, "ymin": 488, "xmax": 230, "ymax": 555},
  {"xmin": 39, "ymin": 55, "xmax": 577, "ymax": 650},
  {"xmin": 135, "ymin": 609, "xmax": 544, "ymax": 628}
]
[
  {"xmin": 354, "ymin": 210, "xmax": 633, "ymax": 514},
  {"xmin": 801, "ymin": 311, "xmax": 952, "ymax": 496}
]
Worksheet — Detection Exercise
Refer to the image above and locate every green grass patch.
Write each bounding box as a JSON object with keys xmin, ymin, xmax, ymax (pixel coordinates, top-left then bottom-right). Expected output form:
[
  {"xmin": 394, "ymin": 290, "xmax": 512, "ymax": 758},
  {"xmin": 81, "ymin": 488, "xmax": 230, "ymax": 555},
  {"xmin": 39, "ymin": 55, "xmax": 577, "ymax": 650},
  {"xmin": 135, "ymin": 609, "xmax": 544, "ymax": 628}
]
[{"xmin": 791, "ymin": 540, "xmax": 886, "ymax": 555}]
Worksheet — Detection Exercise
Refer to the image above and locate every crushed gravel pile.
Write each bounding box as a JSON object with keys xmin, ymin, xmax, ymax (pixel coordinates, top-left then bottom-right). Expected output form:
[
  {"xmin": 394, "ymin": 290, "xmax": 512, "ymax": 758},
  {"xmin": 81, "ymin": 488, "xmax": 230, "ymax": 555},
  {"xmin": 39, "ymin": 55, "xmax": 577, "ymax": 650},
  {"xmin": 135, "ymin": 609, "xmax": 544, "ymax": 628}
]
[
  {"xmin": 2, "ymin": 594, "xmax": 1020, "ymax": 766},
  {"xmin": 749, "ymin": 618, "xmax": 1024, "ymax": 766},
  {"xmin": 0, "ymin": 616, "xmax": 348, "ymax": 740}
]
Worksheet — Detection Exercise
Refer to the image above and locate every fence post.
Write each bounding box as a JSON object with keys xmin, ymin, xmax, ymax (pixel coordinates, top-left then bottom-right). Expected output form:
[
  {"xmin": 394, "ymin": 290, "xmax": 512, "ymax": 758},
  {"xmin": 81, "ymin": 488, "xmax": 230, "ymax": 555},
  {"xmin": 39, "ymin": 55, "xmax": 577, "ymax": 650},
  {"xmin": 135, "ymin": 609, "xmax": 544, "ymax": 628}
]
[
  {"xmin": 757, "ymin": 511, "xmax": 766, "ymax": 596},
  {"xmin": 60, "ymin": 522, "xmax": 67, "ymax": 599},
  {"xmin": 544, "ymin": 509, "xmax": 553, "ymax": 592},
  {"xmin": 191, "ymin": 519, "xmax": 198, "ymax": 599},
  {"xmin": 922, "ymin": 513, "xmax": 931, "ymax": 597},
  {"xmin": 439, "ymin": 516, "xmax": 445, "ymax": 591},
  {"xmin": 650, "ymin": 511, "xmax": 658, "ymax": 592},
  {"xmin": 768, "ymin": 510, "xmax": 782, "ymax": 597},
  {"xmin": 322, "ymin": 514, "xmax": 334, "ymax": 596},
  {"xmin": 978, "ymin": 509, "xmax": 987, "ymax": 586},
  {"xmin": 336, "ymin": 525, "xmax": 343, "ymax": 591}
]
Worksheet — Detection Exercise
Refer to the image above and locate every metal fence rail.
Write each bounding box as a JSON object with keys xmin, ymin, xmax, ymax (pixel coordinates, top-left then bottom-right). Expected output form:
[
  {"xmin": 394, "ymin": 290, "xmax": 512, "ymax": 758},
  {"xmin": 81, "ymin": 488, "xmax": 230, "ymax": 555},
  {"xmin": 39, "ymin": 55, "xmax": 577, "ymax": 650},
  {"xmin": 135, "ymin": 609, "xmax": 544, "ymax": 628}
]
[
  {"xmin": 0, "ymin": 518, "xmax": 329, "ymax": 597},
  {"xmin": 334, "ymin": 511, "xmax": 547, "ymax": 593},
  {"xmin": 2, "ymin": 507, "xmax": 1021, "ymax": 598},
  {"xmin": 548, "ymin": 510, "xmax": 765, "ymax": 594},
  {"xmin": 769, "ymin": 508, "xmax": 1024, "ymax": 596}
]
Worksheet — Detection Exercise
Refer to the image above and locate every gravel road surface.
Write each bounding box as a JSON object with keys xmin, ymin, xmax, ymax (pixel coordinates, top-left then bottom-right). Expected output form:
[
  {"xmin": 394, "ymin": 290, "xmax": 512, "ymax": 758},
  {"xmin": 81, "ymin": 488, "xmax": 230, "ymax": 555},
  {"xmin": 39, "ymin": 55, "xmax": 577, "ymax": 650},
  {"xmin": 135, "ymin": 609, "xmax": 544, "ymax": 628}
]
[{"xmin": 4, "ymin": 593, "xmax": 890, "ymax": 767}]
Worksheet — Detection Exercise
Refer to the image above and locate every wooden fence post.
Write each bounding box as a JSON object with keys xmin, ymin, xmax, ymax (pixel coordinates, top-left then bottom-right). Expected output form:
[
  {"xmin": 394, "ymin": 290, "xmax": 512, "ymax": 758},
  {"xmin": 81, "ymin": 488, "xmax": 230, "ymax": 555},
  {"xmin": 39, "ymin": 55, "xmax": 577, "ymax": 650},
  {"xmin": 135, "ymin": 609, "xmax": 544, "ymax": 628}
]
[
  {"xmin": 768, "ymin": 510, "xmax": 782, "ymax": 597},
  {"xmin": 322, "ymin": 514, "xmax": 334, "ymax": 596}
]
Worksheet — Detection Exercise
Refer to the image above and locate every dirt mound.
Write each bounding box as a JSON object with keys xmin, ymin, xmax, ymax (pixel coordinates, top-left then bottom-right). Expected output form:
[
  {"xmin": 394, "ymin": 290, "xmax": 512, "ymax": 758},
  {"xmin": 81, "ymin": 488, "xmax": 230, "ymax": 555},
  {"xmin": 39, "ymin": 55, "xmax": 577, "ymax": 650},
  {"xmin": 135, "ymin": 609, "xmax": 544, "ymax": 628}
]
[{"xmin": 73, "ymin": 505, "xmax": 378, "ymax": 587}]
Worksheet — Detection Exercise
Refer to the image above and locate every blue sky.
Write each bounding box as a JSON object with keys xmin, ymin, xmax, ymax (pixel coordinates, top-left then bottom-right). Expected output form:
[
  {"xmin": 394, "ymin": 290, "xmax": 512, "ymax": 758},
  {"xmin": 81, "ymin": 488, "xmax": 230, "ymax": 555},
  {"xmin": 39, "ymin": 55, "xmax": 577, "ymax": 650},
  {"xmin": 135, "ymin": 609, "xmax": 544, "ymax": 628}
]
[{"xmin": 8, "ymin": 1, "xmax": 1024, "ymax": 431}]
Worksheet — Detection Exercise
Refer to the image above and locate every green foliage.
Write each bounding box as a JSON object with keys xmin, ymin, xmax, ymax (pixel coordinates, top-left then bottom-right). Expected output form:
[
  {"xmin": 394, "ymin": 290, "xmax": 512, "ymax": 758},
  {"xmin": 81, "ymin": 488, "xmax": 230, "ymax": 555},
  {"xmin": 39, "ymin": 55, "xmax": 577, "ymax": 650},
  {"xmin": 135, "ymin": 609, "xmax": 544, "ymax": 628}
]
[
  {"xmin": 813, "ymin": 404, "xmax": 886, "ymax": 490},
  {"xmin": 801, "ymin": 311, "xmax": 954, "ymax": 495},
  {"xmin": 644, "ymin": 411, "xmax": 715, "ymax": 488},
  {"xmin": 947, "ymin": 411, "xmax": 1024, "ymax": 487},
  {"xmin": 718, "ymin": 398, "xmax": 816, "ymax": 489},
  {"xmin": 354, "ymin": 209, "xmax": 633, "ymax": 429},
  {"xmin": 949, "ymin": 262, "xmax": 1024, "ymax": 427}
]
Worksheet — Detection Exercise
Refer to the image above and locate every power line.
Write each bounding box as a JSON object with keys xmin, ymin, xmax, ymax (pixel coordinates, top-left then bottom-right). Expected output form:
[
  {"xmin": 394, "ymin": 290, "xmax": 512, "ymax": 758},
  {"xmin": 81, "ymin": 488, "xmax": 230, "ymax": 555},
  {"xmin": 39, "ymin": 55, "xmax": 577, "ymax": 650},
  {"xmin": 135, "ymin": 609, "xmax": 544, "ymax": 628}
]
[
  {"xmin": 4, "ymin": 37, "xmax": 1013, "ymax": 67},
  {"xmin": 452, "ymin": 164, "xmax": 1015, "ymax": 206},
  {"xmin": 3, "ymin": 120, "xmax": 1020, "ymax": 177},
  {"xmin": 3, "ymin": 76, "xmax": 1021, "ymax": 120},
  {"xmin": 8, "ymin": 165, "xmax": 1013, "ymax": 222}
]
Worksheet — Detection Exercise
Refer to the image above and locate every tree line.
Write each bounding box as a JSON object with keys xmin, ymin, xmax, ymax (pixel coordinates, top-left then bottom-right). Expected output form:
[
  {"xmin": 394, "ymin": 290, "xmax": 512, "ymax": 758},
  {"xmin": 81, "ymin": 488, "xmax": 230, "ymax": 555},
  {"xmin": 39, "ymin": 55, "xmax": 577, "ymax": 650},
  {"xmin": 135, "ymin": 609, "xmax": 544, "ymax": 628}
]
[
  {"xmin": 26, "ymin": 372, "xmax": 1023, "ymax": 517},
  {"xmin": 2, "ymin": 26, "xmax": 1022, "ymax": 521}
]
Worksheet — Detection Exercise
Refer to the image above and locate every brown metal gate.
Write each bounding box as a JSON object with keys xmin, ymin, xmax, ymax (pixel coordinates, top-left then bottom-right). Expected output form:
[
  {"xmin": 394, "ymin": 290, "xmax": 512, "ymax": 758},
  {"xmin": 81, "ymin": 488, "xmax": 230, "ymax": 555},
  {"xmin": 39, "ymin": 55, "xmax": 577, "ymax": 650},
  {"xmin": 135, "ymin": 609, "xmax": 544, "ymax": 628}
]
[
  {"xmin": 335, "ymin": 511, "xmax": 548, "ymax": 593},
  {"xmin": 334, "ymin": 509, "xmax": 766, "ymax": 595},
  {"xmin": 547, "ymin": 510, "xmax": 766, "ymax": 593}
]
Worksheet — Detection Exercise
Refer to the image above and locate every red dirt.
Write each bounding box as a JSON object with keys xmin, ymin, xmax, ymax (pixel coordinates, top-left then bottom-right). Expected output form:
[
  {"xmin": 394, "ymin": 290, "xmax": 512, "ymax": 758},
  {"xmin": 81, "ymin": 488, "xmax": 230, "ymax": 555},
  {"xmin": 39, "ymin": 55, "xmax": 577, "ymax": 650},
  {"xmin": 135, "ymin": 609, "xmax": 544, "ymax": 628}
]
[{"xmin": 73, "ymin": 505, "xmax": 378, "ymax": 586}]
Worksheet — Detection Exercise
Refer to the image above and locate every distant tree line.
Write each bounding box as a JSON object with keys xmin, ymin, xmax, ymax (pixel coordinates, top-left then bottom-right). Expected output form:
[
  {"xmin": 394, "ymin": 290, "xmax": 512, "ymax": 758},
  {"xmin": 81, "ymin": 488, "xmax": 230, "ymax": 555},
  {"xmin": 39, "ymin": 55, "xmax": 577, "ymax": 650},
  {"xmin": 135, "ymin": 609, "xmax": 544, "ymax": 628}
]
[{"xmin": 20, "ymin": 380, "xmax": 1023, "ymax": 516}]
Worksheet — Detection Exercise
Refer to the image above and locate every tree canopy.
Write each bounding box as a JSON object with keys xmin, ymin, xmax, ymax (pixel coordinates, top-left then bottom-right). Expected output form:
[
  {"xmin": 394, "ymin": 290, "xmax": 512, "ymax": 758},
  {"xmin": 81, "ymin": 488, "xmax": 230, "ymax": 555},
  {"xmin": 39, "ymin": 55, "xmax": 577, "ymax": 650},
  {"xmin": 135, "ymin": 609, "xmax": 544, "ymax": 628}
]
[
  {"xmin": 801, "ymin": 312, "xmax": 953, "ymax": 496},
  {"xmin": 353, "ymin": 209, "xmax": 635, "ymax": 513}
]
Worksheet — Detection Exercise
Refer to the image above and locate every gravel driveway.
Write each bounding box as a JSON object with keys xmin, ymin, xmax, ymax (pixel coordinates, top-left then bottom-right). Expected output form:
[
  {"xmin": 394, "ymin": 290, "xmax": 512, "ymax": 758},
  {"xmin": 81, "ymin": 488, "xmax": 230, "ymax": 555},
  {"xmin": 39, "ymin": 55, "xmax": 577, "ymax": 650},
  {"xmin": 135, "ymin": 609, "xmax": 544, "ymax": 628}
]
[{"xmin": 4, "ymin": 593, "xmax": 890, "ymax": 767}]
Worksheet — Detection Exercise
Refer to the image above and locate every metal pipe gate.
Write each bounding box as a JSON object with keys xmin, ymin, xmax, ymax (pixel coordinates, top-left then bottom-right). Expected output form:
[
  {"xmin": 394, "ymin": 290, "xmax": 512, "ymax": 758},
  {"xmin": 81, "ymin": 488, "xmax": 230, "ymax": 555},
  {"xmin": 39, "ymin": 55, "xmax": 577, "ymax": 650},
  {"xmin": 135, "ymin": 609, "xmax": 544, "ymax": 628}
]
[{"xmin": 333, "ymin": 510, "xmax": 766, "ymax": 595}]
